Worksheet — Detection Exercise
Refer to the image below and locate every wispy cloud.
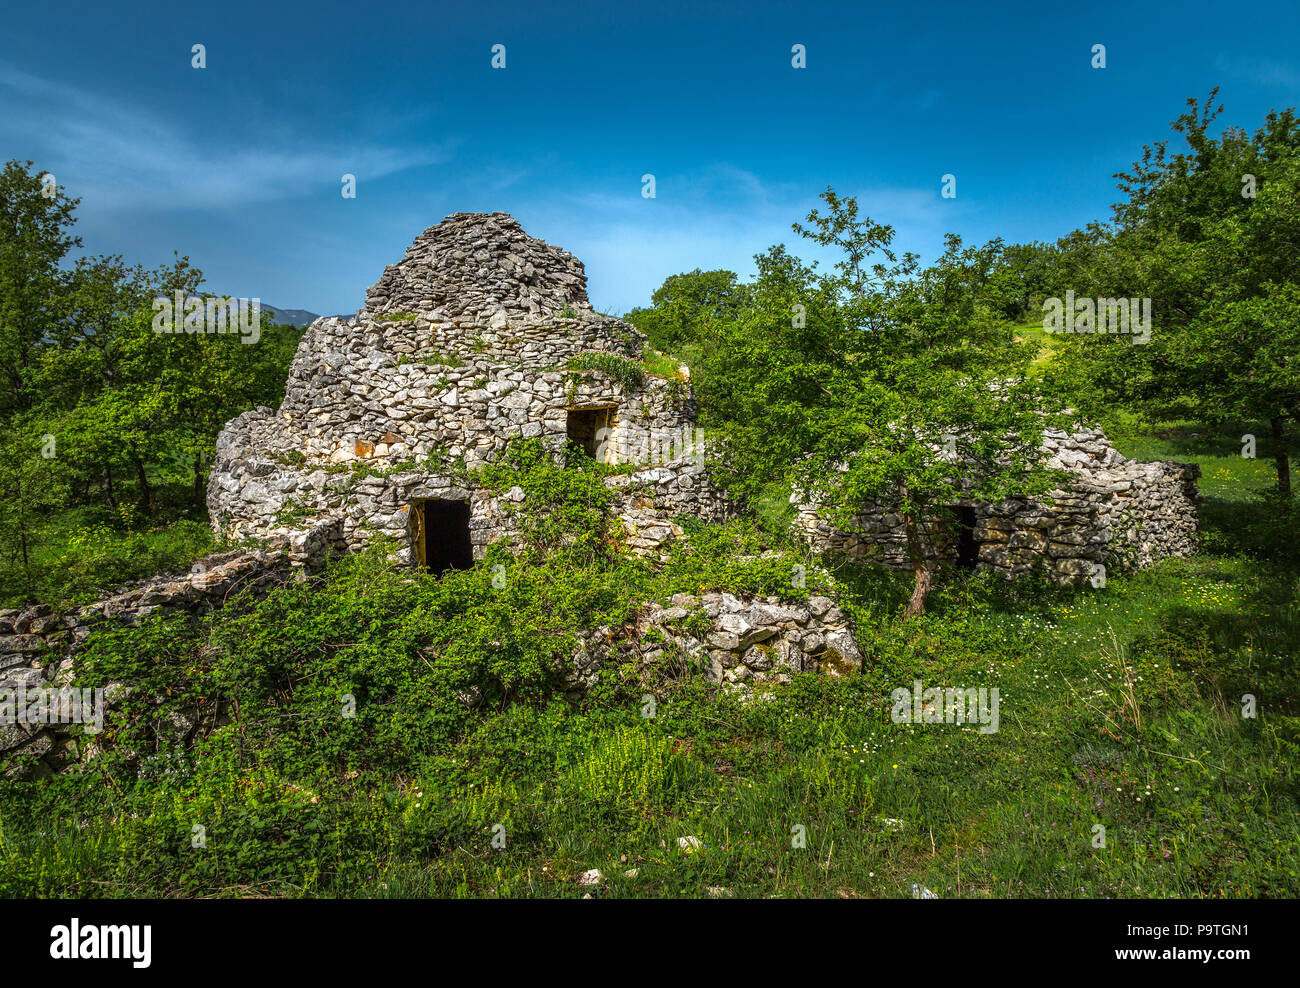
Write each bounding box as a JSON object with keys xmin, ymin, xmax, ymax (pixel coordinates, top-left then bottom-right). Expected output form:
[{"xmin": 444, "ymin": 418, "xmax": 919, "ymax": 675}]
[
  {"xmin": 1212, "ymin": 54, "xmax": 1300, "ymax": 90},
  {"xmin": 0, "ymin": 62, "xmax": 451, "ymax": 210},
  {"xmin": 523, "ymin": 167, "xmax": 953, "ymax": 312}
]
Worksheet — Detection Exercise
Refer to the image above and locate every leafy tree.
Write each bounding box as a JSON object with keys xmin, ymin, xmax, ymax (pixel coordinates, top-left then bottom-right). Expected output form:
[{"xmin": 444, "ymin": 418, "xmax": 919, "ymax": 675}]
[
  {"xmin": 1049, "ymin": 91, "xmax": 1300, "ymax": 503},
  {"xmin": 0, "ymin": 160, "xmax": 80, "ymax": 417},
  {"xmin": 709, "ymin": 189, "xmax": 1063, "ymax": 617},
  {"xmin": 624, "ymin": 268, "xmax": 752, "ymax": 354},
  {"xmin": 987, "ymin": 240, "xmax": 1061, "ymax": 320},
  {"xmin": 0, "ymin": 419, "xmax": 69, "ymax": 570}
]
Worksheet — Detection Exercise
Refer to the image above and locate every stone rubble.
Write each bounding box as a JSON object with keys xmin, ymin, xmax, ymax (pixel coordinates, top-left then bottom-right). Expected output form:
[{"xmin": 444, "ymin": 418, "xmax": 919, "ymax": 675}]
[
  {"xmin": 0, "ymin": 551, "xmax": 289, "ymax": 777},
  {"xmin": 569, "ymin": 592, "xmax": 863, "ymax": 693}
]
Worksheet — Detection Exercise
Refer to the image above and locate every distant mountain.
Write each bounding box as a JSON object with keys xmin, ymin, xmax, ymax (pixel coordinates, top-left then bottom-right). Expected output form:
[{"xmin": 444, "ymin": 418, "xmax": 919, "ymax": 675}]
[
  {"xmin": 262, "ymin": 305, "xmax": 318, "ymax": 327},
  {"xmin": 261, "ymin": 304, "xmax": 357, "ymax": 327}
]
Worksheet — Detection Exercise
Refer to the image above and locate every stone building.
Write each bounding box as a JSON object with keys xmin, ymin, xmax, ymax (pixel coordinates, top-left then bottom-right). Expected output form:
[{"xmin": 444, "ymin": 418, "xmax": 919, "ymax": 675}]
[
  {"xmin": 207, "ymin": 212, "xmax": 736, "ymax": 567},
  {"xmin": 207, "ymin": 210, "xmax": 1201, "ymax": 583},
  {"xmin": 793, "ymin": 424, "xmax": 1201, "ymax": 582}
]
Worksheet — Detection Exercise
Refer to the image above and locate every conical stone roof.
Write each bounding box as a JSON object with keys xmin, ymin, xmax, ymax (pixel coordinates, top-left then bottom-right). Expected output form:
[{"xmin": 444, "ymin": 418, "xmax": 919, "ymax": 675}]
[{"xmin": 362, "ymin": 211, "xmax": 590, "ymax": 326}]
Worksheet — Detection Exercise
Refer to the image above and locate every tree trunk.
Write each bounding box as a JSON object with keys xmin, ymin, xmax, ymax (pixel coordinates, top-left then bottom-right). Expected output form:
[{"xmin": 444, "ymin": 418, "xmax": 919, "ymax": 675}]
[
  {"xmin": 898, "ymin": 485, "xmax": 934, "ymax": 620},
  {"xmin": 101, "ymin": 463, "xmax": 118, "ymax": 513},
  {"xmin": 1270, "ymin": 416, "xmax": 1291, "ymax": 512},
  {"xmin": 129, "ymin": 446, "xmax": 153, "ymax": 514},
  {"xmin": 905, "ymin": 561, "xmax": 933, "ymax": 620}
]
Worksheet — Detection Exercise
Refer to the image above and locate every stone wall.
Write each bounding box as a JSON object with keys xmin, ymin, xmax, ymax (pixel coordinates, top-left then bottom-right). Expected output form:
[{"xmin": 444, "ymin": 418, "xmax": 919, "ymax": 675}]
[
  {"xmin": 571, "ymin": 593, "xmax": 863, "ymax": 693},
  {"xmin": 3, "ymin": 557, "xmax": 856, "ymax": 776},
  {"xmin": 1, "ymin": 550, "xmax": 288, "ymax": 778},
  {"xmin": 794, "ymin": 425, "xmax": 1201, "ymax": 581}
]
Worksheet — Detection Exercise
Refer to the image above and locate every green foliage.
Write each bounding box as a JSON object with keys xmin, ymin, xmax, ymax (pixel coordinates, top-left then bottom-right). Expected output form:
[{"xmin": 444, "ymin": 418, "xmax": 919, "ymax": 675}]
[
  {"xmin": 1045, "ymin": 91, "xmax": 1300, "ymax": 503},
  {"xmin": 704, "ymin": 188, "xmax": 1066, "ymax": 615},
  {"xmin": 475, "ymin": 437, "xmax": 625, "ymax": 565},
  {"xmin": 0, "ymin": 167, "xmax": 301, "ymax": 602},
  {"xmin": 564, "ymin": 351, "xmax": 646, "ymax": 392},
  {"xmin": 624, "ymin": 268, "xmax": 751, "ymax": 354},
  {"xmin": 0, "ymin": 160, "xmax": 81, "ymax": 420},
  {"xmin": 396, "ymin": 351, "xmax": 462, "ymax": 368},
  {"xmin": 4, "ymin": 528, "xmax": 1296, "ymax": 897},
  {"xmin": 640, "ymin": 349, "xmax": 686, "ymax": 381},
  {"xmin": 0, "ymin": 518, "xmax": 213, "ymax": 607}
]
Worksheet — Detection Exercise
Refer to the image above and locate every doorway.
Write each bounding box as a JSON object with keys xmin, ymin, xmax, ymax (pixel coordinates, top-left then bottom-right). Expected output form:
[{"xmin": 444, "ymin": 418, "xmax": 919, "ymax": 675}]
[
  {"xmin": 413, "ymin": 499, "xmax": 474, "ymax": 575},
  {"xmin": 953, "ymin": 506, "xmax": 979, "ymax": 570},
  {"xmin": 566, "ymin": 407, "xmax": 613, "ymax": 460}
]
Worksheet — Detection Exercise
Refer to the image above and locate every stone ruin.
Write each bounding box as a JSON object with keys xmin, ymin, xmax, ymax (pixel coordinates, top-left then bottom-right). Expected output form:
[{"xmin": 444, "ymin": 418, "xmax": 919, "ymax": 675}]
[
  {"xmin": 794, "ymin": 424, "xmax": 1201, "ymax": 582},
  {"xmin": 2, "ymin": 550, "xmax": 290, "ymax": 777},
  {"xmin": 208, "ymin": 211, "xmax": 1200, "ymax": 583},
  {"xmin": 2, "ymin": 215, "xmax": 1211, "ymax": 776},
  {"xmin": 207, "ymin": 212, "xmax": 737, "ymax": 567}
]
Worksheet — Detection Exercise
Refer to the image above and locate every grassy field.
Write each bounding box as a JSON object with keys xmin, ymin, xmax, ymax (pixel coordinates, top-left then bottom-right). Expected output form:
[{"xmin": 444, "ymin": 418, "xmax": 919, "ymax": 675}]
[
  {"xmin": 0, "ymin": 468, "xmax": 214, "ymax": 609},
  {"xmin": 1, "ymin": 415, "xmax": 1296, "ymax": 899}
]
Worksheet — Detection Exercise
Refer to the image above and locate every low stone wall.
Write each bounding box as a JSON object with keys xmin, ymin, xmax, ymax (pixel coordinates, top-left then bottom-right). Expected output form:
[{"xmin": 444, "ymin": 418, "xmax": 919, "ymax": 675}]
[
  {"xmin": 794, "ymin": 425, "xmax": 1201, "ymax": 581},
  {"xmin": 4, "ymin": 556, "xmax": 858, "ymax": 776},
  {"xmin": 607, "ymin": 459, "xmax": 739, "ymax": 555},
  {"xmin": 0, "ymin": 550, "xmax": 289, "ymax": 778},
  {"xmin": 572, "ymin": 593, "xmax": 863, "ymax": 692}
]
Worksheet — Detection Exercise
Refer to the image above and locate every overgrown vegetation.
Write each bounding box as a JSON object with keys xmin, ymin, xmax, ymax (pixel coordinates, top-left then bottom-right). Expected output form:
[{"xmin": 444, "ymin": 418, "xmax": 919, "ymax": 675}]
[
  {"xmin": 0, "ymin": 160, "xmax": 301, "ymax": 605},
  {"xmin": 564, "ymin": 351, "xmax": 647, "ymax": 392},
  {"xmin": 2, "ymin": 428, "xmax": 1295, "ymax": 897}
]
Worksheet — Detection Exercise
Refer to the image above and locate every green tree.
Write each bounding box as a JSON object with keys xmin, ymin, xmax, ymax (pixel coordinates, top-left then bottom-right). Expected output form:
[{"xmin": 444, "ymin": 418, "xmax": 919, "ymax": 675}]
[
  {"xmin": 0, "ymin": 160, "xmax": 80, "ymax": 418},
  {"xmin": 710, "ymin": 189, "xmax": 1063, "ymax": 618},
  {"xmin": 0, "ymin": 420, "xmax": 69, "ymax": 570},
  {"xmin": 624, "ymin": 268, "xmax": 752, "ymax": 354},
  {"xmin": 1050, "ymin": 92, "xmax": 1300, "ymax": 503}
]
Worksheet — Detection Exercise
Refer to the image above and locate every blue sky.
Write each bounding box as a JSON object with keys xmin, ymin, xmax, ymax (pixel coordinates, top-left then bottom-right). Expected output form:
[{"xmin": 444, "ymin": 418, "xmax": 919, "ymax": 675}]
[{"xmin": 3, "ymin": 0, "xmax": 1299, "ymax": 316}]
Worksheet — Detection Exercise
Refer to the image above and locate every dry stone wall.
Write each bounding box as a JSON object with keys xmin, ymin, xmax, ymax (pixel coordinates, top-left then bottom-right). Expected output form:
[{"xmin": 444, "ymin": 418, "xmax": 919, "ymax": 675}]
[
  {"xmin": 570, "ymin": 592, "xmax": 863, "ymax": 695},
  {"xmin": 1, "ymin": 550, "xmax": 288, "ymax": 777},
  {"xmin": 3, "ymin": 553, "xmax": 857, "ymax": 777},
  {"xmin": 795, "ymin": 424, "xmax": 1200, "ymax": 581}
]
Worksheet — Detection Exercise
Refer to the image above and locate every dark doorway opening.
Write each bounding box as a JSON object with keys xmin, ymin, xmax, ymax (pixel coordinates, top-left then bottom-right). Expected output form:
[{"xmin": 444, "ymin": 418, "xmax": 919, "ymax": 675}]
[
  {"xmin": 415, "ymin": 499, "xmax": 473, "ymax": 575},
  {"xmin": 953, "ymin": 506, "xmax": 979, "ymax": 570},
  {"xmin": 566, "ymin": 407, "xmax": 612, "ymax": 460}
]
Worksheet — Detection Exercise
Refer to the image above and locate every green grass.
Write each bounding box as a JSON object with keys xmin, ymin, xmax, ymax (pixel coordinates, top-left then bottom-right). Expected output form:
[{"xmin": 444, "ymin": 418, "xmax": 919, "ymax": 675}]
[
  {"xmin": 564, "ymin": 351, "xmax": 647, "ymax": 392},
  {"xmin": 1011, "ymin": 319, "xmax": 1059, "ymax": 373},
  {"xmin": 0, "ymin": 467, "xmax": 215, "ymax": 608},
  {"xmin": 641, "ymin": 349, "xmax": 687, "ymax": 382}
]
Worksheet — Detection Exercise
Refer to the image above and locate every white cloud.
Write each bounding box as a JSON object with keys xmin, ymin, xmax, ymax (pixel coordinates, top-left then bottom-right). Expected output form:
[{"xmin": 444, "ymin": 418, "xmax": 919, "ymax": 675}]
[
  {"xmin": 523, "ymin": 168, "xmax": 954, "ymax": 312},
  {"xmin": 0, "ymin": 62, "xmax": 449, "ymax": 210}
]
